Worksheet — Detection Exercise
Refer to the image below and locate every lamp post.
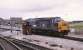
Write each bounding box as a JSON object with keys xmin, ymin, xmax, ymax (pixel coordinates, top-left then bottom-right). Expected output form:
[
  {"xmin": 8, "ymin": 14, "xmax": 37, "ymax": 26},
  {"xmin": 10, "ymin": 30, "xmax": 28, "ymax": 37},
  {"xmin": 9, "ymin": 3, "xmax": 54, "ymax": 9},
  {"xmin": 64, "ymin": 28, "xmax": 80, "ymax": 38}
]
[{"xmin": 10, "ymin": 16, "xmax": 13, "ymax": 33}]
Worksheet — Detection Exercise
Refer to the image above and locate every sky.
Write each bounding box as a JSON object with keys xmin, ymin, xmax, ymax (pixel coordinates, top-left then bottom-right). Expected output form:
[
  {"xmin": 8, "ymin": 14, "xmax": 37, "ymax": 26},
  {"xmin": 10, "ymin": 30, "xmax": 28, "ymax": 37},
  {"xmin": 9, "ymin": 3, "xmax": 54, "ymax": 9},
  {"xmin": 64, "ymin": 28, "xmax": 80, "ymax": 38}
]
[{"xmin": 0, "ymin": 0, "xmax": 83, "ymax": 21}]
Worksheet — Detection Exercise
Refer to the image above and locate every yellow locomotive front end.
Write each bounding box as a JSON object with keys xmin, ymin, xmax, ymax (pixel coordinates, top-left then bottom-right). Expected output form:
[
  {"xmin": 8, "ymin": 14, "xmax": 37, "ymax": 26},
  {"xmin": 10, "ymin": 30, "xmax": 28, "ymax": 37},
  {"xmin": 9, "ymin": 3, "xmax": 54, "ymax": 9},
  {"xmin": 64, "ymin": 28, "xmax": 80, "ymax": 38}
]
[{"xmin": 58, "ymin": 20, "xmax": 70, "ymax": 35}]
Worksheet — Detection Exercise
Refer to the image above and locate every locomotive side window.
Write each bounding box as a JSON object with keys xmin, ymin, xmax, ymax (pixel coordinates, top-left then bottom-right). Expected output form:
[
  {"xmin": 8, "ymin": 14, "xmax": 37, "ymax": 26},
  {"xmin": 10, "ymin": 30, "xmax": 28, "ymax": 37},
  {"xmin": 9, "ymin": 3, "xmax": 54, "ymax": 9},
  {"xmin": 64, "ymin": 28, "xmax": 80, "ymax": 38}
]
[
  {"xmin": 42, "ymin": 24, "xmax": 45, "ymax": 27},
  {"xmin": 33, "ymin": 25, "xmax": 37, "ymax": 27}
]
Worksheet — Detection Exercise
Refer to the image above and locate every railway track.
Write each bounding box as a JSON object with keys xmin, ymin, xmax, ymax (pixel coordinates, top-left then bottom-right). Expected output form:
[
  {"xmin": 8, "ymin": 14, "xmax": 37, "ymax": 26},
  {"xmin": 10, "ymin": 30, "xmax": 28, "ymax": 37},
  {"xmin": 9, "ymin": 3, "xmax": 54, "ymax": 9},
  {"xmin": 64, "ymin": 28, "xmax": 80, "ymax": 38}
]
[
  {"xmin": 63, "ymin": 36, "xmax": 83, "ymax": 42},
  {"xmin": 0, "ymin": 28, "xmax": 21, "ymax": 31},
  {"xmin": 28, "ymin": 34, "xmax": 83, "ymax": 42},
  {"xmin": 13, "ymin": 42, "xmax": 34, "ymax": 50},
  {"xmin": 44, "ymin": 35, "xmax": 83, "ymax": 42},
  {"xmin": 36, "ymin": 33, "xmax": 83, "ymax": 42},
  {"xmin": 0, "ymin": 43, "xmax": 4, "ymax": 50},
  {"xmin": 3, "ymin": 36, "xmax": 53, "ymax": 50},
  {"xmin": 1, "ymin": 34, "xmax": 83, "ymax": 50},
  {"xmin": 0, "ymin": 36, "xmax": 38, "ymax": 50},
  {"xmin": 11, "ymin": 39, "xmax": 52, "ymax": 50},
  {"xmin": 45, "ymin": 35, "xmax": 83, "ymax": 42},
  {"xmin": 0, "ymin": 37, "xmax": 40, "ymax": 50},
  {"xmin": 0, "ymin": 36, "xmax": 22, "ymax": 50}
]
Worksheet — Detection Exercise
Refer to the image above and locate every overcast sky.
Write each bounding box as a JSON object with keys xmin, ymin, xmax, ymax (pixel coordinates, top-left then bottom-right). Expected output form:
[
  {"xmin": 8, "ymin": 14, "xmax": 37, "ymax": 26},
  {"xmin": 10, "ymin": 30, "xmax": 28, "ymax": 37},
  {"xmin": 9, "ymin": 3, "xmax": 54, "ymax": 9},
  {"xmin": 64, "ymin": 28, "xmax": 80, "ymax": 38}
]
[{"xmin": 0, "ymin": 0, "xmax": 83, "ymax": 21}]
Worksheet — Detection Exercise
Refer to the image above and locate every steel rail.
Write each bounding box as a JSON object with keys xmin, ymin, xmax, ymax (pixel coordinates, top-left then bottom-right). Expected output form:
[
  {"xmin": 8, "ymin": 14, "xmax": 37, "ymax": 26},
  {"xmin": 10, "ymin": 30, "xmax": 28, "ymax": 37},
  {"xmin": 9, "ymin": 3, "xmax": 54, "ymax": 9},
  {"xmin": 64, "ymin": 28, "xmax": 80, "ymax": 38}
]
[
  {"xmin": 11, "ymin": 39, "xmax": 53, "ymax": 50},
  {"xmin": 0, "ymin": 36, "xmax": 22, "ymax": 50},
  {"xmin": 63, "ymin": 36, "xmax": 83, "ymax": 42},
  {"xmin": 34, "ymin": 34, "xmax": 83, "ymax": 42},
  {"xmin": 0, "ymin": 42, "xmax": 4, "ymax": 50},
  {"xmin": 13, "ymin": 42, "xmax": 35, "ymax": 50}
]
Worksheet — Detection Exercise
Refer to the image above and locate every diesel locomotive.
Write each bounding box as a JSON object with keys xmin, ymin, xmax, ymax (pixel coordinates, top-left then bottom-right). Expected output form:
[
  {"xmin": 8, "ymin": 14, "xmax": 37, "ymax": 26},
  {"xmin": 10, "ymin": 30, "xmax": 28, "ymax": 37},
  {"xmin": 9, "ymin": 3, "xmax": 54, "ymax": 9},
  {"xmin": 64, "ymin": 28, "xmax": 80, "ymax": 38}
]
[{"xmin": 24, "ymin": 17, "xmax": 70, "ymax": 36}]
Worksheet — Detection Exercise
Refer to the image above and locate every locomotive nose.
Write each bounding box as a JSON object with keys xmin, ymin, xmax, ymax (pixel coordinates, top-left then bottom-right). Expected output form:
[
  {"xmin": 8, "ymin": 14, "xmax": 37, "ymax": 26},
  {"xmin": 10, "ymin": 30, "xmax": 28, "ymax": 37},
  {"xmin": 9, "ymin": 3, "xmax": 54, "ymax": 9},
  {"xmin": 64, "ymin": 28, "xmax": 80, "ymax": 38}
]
[{"xmin": 58, "ymin": 20, "xmax": 70, "ymax": 35}]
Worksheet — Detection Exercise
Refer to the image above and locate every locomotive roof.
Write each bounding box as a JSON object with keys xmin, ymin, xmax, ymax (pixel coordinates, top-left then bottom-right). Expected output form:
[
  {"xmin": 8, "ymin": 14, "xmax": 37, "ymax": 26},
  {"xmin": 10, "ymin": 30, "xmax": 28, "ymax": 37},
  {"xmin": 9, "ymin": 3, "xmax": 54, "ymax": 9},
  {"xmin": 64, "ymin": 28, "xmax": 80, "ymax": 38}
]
[
  {"xmin": 26, "ymin": 17, "xmax": 61, "ymax": 22},
  {"xmin": 29, "ymin": 17, "xmax": 60, "ymax": 20}
]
